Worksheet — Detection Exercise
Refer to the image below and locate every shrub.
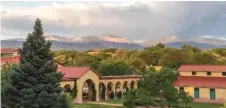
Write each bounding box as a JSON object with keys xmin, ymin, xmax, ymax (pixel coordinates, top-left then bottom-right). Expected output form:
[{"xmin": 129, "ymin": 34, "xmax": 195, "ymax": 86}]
[
  {"xmin": 65, "ymin": 93, "xmax": 75, "ymax": 108},
  {"xmin": 109, "ymin": 91, "xmax": 115, "ymax": 99},
  {"xmin": 116, "ymin": 91, "xmax": 122, "ymax": 99}
]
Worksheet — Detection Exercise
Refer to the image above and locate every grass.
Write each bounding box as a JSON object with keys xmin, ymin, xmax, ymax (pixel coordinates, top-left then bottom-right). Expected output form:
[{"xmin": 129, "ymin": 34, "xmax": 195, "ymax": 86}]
[
  {"xmin": 103, "ymin": 99, "xmax": 123, "ymax": 104},
  {"xmin": 103, "ymin": 99, "xmax": 223, "ymax": 108},
  {"xmin": 187, "ymin": 102, "xmax": 222, "ymax": 108},
  {"xmin": 74, "ymin": 103, "xmax": 125, "ymax": 108}
]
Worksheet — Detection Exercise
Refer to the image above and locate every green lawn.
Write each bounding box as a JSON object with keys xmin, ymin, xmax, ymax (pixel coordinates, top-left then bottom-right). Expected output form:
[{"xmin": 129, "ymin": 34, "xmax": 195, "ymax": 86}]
[
  {"xmin": 103, "ymin": 99, "xmax": 223, "ymax": 108},
  {"xmin": 186, "ymin": 102, "xmax": 222, "ymax": 108},
  {"xmin": 74, "ymin": 103, "xmax": 125, "ymax": 108},
  {"xmin": 103, "ymin": 99, "xmax": 123, "ymax": 104}
]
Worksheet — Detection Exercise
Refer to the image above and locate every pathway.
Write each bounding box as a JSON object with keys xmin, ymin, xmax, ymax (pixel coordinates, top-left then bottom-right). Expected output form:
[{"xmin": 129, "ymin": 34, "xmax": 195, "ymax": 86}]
[{"xmin": 85, "ymin": 101, "xmax": 123, "ymax": 106}]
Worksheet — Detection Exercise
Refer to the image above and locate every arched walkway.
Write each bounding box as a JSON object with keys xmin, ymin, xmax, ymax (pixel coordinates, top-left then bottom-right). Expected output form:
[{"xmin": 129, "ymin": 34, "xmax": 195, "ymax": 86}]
[
  {"xmin": 82, "ymin": 79, "xmax": 96, "ymax": 102},
  {"xmin": 64, "ymin": 84, "xmax": 72, "ymax": 93},
  {"xmin": 130, "ymin": 81, "xmax": 135, "ymax": 90},
  {"xmin": 115, "ymin": 81, "xmax": 122, "ymax": 99},
  {"xmin": 107, "ymin": 82, "xmax": 114, "ymax": 100},
  {"xmin": 123, "ymin": 81, "xmax": 129, "ymax": 93},
  {"xmin": 99, "ymin": 82, "xmax": 106, "ymax": 100}
]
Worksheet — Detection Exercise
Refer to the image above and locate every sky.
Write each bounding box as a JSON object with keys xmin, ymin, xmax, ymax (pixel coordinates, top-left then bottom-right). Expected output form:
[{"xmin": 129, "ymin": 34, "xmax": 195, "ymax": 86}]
[{"xmin": 1, "ymin": 1, "xmax": 226, "ymax": 42}]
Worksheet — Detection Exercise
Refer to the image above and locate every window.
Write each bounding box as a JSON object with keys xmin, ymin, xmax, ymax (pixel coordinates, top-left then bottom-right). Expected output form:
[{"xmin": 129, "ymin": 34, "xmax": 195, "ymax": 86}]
[
  {"xmin": 179, "ymin": 87, "xmax": 184, "ymax": 93},
  {"xmin": 194, "ymin": 88, "xmax": 199, "ymax": 99},
  {"xmin": 192, "ymin": 71, "xmax": 196, "ymax": 75},
  {"xmin": 210, "ymin": 89, "xmax": 216, "ymax": 100},
  {"xmin": 223, "ymin": 72, "xmax": 226, "ymax": 76},
  {"xmin": 207, "ymin": 72, "xmax": 211, "ymax": 76}
]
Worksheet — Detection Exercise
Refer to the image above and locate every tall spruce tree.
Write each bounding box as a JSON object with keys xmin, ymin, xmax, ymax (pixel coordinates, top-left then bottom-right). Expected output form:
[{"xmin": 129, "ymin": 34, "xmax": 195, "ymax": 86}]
[{"xmin": 4, "ymin": 19, "xmax": 69, "ymax": 108}]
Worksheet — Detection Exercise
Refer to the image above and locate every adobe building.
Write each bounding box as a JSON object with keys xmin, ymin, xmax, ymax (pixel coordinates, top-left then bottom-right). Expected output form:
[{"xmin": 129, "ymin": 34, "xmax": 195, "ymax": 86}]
[
  {"xmin": 58, "ymin": 66, "xmax": 141, "ymax": 103},
  {"xmin": 174, "ymin": 65, "xmax": 226, "ymax": 103}
]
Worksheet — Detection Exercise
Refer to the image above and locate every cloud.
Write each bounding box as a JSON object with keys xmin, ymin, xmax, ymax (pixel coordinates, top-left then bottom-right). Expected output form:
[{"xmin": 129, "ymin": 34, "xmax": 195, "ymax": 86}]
[{"xmin": 1, "ymin": 1, "xmax": 226, "ymax": 41}]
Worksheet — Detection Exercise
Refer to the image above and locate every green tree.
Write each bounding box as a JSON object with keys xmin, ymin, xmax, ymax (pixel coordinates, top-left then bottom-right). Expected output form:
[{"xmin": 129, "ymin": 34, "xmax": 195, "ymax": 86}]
[
  {"xmin": 1, "ymin": 63, "xmax": 18, "ymax": 105},
  {"xmin": 179, "ymin": 91, "xmax": 194, "ymax": 108},
  {"xmin": 4, "ymin": 19, "xmax": 69, "ymax": 108},
  {"xmin": 97, "ymin": 60, "xmax": 136, "ymax": 76},
  {"xmin": 194, "ymin": 51, "xmax": 217, "ymax": 64},
  {"xmin": 159, "ymin": 49, "xmax": 186, "ymax": 69},
  {"xmin": 161, "ymin": 81, "xmax": 179, "ymax": 108},
  {"xmin": 127, "ymin": 58, "xmax": 146, "ymax": 74},
  {"xmin": 123, "ymin": 90, "xmax": 137, "ymax": 108}
]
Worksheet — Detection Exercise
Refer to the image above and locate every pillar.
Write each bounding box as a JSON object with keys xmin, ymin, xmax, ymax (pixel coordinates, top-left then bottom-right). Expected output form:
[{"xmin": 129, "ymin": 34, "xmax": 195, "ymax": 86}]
[
  {"xmin": 75, "ymin": 80, "xmax": 83, "ymax": 103},
  {"xmin": 95, "ymin": 82, "xmax": 100, "ymax": 102}
]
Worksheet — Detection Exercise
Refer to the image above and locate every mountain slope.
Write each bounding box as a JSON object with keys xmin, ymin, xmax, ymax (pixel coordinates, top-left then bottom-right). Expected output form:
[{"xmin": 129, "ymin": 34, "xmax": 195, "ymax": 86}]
[
  {"xmin": 1, "ymin": 35, "xmax": 143, "ymax": 51},
  {"xmin": 165, "ymin": 41, "xmax": 217, "ymax": 49}
]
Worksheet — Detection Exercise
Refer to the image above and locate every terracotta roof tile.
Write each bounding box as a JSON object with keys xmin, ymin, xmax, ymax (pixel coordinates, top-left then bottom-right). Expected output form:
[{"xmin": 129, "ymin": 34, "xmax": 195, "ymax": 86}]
[
  {"xmin": 58, "ymin": 67, "xmax": 101, "ymax": 79},
  {"xmin": 1, "ymin": 56, "xmax": 20, "ymax": 65},
  {"xmin": 1, "ymin": 48, "xmax": 18, "ymax": 53},
  {"xmin": 179, "ymin": 65, "xmax": 226, "ymax": 72},
  {"xmin": 174, "ymin": 76, "xmax": 226, "ymax": 88}
]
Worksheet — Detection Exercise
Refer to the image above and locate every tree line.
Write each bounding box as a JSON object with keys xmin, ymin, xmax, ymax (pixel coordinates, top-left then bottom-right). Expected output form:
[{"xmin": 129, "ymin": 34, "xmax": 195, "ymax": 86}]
[{"xmin": 53, "ymin": 43, "xmax": 226, "ymax": 75}]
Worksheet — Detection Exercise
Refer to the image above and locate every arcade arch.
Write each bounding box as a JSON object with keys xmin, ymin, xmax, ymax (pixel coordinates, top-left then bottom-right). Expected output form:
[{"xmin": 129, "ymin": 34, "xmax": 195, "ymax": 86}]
[{"xmin": 82, "ymin": 79, "xmax": 96, "ymax": 102}]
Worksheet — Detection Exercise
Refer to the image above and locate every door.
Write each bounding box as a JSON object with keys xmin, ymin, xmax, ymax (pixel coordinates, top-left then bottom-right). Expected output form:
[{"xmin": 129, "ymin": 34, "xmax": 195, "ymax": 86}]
[
  {"xmin": 210, "ymin": 89, "xmax": 216, "ymax": 100},
  {"xmin": 194, "ymin": 88, "xmax": 199, "ymax": 99}
]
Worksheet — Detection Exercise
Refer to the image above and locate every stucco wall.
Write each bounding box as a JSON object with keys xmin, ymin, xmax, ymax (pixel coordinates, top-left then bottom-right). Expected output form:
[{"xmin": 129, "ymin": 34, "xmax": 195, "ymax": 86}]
[
  {"xmin": 179, "ymin": 86, "xmax": 226, "ymax": 103},
  {"xmin": 76, "ymin": 70, "xmax": 100, "ymax": 103},
  {"xmin": 216, "ymin": 88, "xmax": 226, "ymax": 100},
  {"xmin": 60, "ymin": 81, "xmax": 75, "ymax": 88},
  {"xmin": 180, "ymin": 71, "xmax": 225, "ymax": 77},
  {"xmin": 199, "ymin": 88, "xmax": 209, "ymax": 99}
]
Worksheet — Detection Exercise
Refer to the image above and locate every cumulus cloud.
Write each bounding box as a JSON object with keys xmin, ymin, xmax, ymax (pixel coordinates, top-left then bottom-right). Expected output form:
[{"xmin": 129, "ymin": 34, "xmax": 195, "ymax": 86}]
[{"xmin": 1, "ymin": 1, "xmax": 226, "ymax": 41}]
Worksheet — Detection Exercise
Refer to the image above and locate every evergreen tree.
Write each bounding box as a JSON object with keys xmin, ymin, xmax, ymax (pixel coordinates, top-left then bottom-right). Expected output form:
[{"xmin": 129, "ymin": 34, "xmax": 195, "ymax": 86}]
[{"xmin": 4, "ymin": 19, "xmax": 69, "ymax": 108}]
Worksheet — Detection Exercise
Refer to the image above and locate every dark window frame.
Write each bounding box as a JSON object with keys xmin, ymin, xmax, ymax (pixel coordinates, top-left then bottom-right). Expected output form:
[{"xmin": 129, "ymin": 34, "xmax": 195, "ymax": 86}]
[
  {"xmin": 222, "ymin": 72, "xmax": 226, "ymax": 76},
  {"xmin": 207, "ymin": 71, "xmax": 211, "ymax": 76},
  {"xmin": 192, "ymin": 71, "xmax": 196, "ymax": 75}
]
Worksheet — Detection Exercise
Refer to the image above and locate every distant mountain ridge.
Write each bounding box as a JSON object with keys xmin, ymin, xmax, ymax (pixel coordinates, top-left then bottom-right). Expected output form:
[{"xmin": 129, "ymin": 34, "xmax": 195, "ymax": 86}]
[
  {"xmin": 1, "ymin": 35, "xmax": 142, "ymax": 51},
  {"xmin": 1, "ymin": 35, "xmax": 226, "ymax": 50}
]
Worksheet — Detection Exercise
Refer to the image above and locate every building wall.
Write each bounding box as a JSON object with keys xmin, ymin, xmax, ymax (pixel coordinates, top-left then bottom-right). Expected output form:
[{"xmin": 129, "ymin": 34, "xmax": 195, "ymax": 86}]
[
  {"xmin": 180, "ymin": 71, "xmax": 225, "ymax": 77},
  {"xmin": 60, "ymin": 81, "xmax": 75, "ymax": 88},
  {"xmin": 184, "ymin": 86, "xmax": 194, "ymax": 97},
  {"xmin": 76, "ymin": 70, "xmax": 100, "ymax": 103},
  {"xmin": 216, "ymin": 88, "xmax": 226, "ymax": 100},
  {"xmin": 178, "ymin": 86, "xmax": 226, "ymax": 103},
  {"xmin": 13, "ymin": 51, "xmax": 18, "ymax": 57},
  {"xmin": 1, "ymin": 53, "xmax": 13, "ymax": 58},
  {"xmin": 199, "ymin": 88, "xmax": 210, "ymax": 99}
]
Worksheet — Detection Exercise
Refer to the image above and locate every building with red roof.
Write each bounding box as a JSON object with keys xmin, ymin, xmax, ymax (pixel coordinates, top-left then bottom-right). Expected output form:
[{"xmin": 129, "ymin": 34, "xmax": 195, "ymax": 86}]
[
  {"xmin": 174, "ymin": 65, "xmax": 226, "ymax": 103},
  {"xmin": 1, "ymin": 48, "xmax": 19, "ymax": 58}
]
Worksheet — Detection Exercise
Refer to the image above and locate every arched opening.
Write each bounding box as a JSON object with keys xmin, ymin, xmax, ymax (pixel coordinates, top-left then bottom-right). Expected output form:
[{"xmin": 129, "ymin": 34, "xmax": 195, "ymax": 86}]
[
  {"xmin": 115, "ymin": 81, "xmax": 122, "ymax": 99},
  {"xmin": 82, "ymin": 79, "xmax": 96, "ymax": 102},
  {"xmin": 123, "ymin": 81, "xmax": 129, "ymax": 93},
  {"xmin": 130, "ymin": 81, "xmax": 135, "ymax": 90},
  {"xmin": 99, "ymin": 83, "xmax": 106, "ymax": 100},
  {"xmin": 64, "ymin": 84, "xmax": 72, "ymax": 93},
  {"xmin": 107, "ymin": 82, "xmax": 114, "ymax": 99}
]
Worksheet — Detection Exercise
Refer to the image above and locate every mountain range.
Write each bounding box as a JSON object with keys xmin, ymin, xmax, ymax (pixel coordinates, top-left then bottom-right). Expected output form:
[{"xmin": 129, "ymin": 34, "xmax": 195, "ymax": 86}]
[{"xmin": 1, "ymin": 35, "xmax": 226, "ymax": 51}]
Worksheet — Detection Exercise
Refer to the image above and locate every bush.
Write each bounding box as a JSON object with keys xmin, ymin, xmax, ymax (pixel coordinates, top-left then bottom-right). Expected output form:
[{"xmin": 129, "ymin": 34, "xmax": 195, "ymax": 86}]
[
  {"xmin": 116, "ymin": 91, "xmax": 122, "ymax": 99},
  {"xmin": 65, "ymin": 93, "xmax": 75, "ymax": 108},
  {"xmin": 109, "ymin": 91, "xmax": 115, "ymax": 99},
  {"xmin": 123, "ymin": 90, "xmax": 137, "ymax": 108}
]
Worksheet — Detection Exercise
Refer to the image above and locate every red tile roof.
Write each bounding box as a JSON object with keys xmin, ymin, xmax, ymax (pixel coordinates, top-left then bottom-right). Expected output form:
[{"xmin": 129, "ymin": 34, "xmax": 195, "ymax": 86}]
[
  {"xmin": 174, "ymin": 76, "xmax": 226, "ymax": 88},
  {"xmin": 100, "ymin": 75, "xmax": 142, "ymax": 80},
  {"xmin": 179, "ymin": 65, "xmax": 226, "ymax": 72},
  {"xmin": 0, "ymin": 56, "xmax": 63, "ymax": 68},
  {"xmin": 58, "ymin": 66, "xmax": 101, "ymax": 79},
  {"xmin": 1, "ymin": 48, "xmax": 18, "ymax": 53},
  {"xmin": 1, "ymin": 56, "xmax": 20, "ymax": 65}
]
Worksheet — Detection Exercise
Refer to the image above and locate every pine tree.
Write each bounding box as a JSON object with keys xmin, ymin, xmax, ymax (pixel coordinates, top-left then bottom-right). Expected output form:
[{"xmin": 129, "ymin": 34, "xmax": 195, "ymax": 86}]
[{"xmin": 4, "ymin": 19, "xmax": 69, "ymax": 108}]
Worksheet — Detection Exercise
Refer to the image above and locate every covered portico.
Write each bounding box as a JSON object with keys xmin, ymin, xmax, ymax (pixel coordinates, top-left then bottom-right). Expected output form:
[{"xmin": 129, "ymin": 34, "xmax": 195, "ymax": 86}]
[{"xmin": 59, "ymin": 66, "xmax": 142, "ymax": 103}]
